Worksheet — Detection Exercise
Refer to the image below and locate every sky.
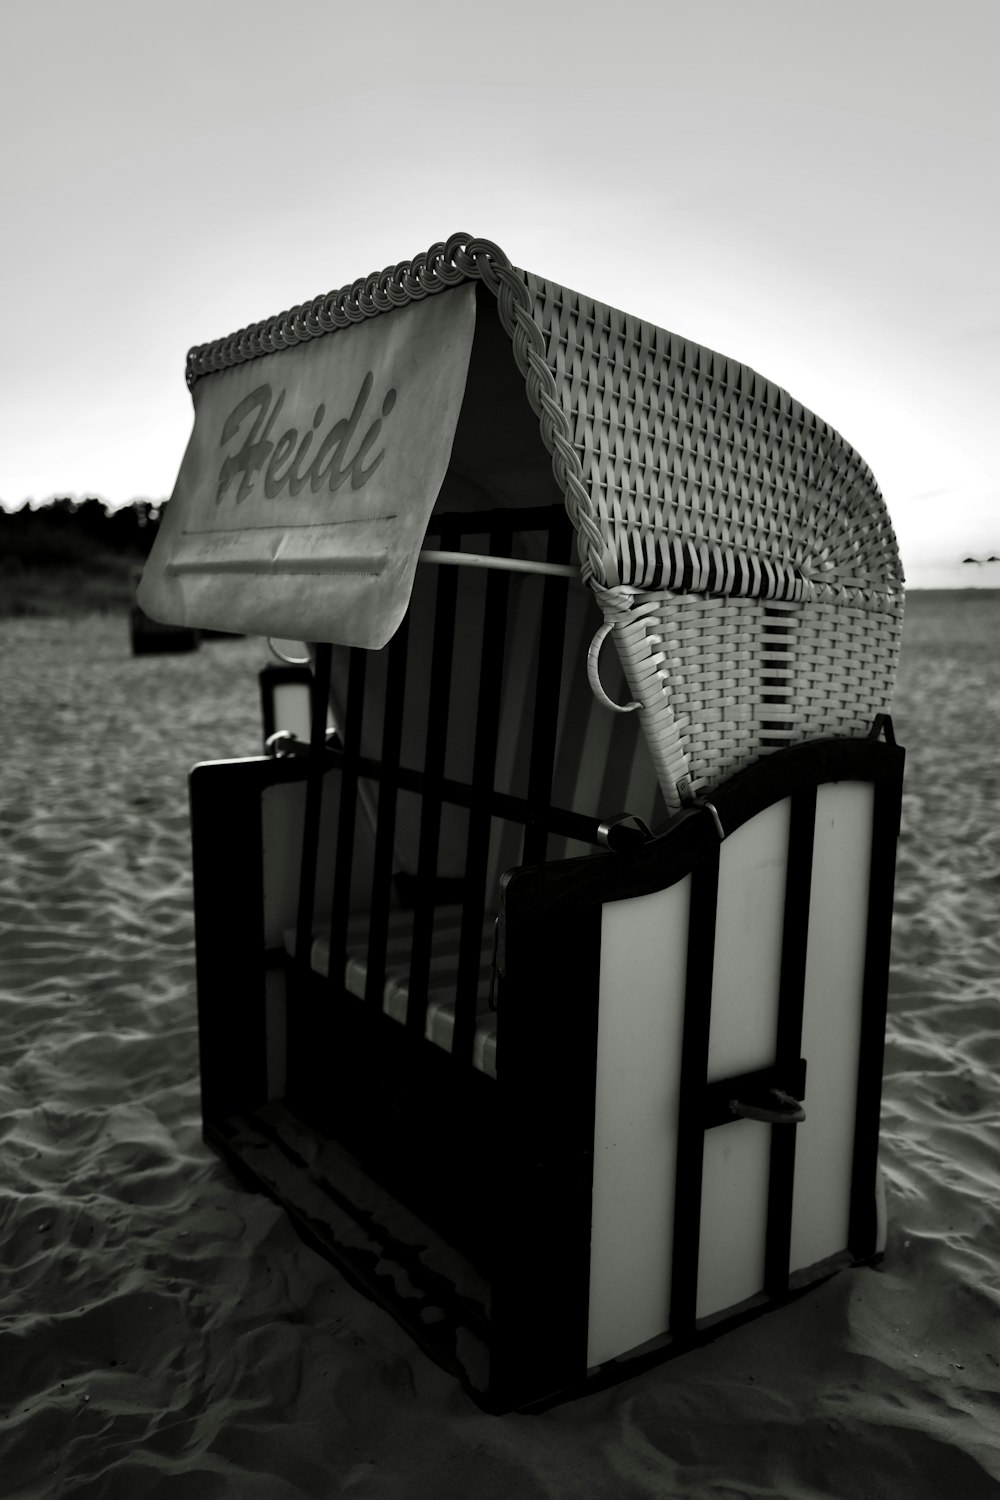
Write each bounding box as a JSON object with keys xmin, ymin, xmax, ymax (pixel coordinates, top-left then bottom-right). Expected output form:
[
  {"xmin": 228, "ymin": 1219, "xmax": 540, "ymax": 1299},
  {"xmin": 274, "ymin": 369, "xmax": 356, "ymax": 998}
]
[{"xmin": 1, "ymin": 0, "xmax": 997, "ymax": 588}]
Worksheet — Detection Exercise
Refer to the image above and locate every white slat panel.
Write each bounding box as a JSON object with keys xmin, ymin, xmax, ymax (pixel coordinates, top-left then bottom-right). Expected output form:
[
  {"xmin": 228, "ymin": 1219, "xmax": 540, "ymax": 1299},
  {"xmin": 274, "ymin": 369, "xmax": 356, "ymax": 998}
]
[
  {"xmin": 790, "ymin": 781, "xmax": 874, "ymax": 1274},
  {"xmin": 696, "ymin": 798, "xmax": 788, "ymax": 1319},
  {"xmin": 706, "ymin": 798, "xmax": 789, "ymax": 1084},
  {"xmin": 697, "ymin": 1119, "xmax": 771, "ymax": 1321},
  {"xmin": 272, "ymin": 681, "xmax": 312, "ymax": 743},
  {"xmin": 588, "ymin": 879, "xmax": 690, "ymax": 1368}
]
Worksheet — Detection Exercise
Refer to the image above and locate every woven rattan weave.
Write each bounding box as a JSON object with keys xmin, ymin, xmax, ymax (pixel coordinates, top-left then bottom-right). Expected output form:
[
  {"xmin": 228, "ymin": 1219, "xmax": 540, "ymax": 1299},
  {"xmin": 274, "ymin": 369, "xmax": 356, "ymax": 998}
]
[{"xmin": 186, "ymin": 233, "xmax": 903, "ymax": 811}]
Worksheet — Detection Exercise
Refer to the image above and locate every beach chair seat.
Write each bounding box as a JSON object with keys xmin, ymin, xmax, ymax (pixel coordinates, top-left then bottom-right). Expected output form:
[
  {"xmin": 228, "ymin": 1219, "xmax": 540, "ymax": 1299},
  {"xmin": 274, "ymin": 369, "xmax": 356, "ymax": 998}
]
[
  {"xmin": 285, "ymin": 905, "xmax": 498, "ymax": 1077},
  {"xmin": 141, "ymin": 232, "xmax": 904, "ymax": 1412}
]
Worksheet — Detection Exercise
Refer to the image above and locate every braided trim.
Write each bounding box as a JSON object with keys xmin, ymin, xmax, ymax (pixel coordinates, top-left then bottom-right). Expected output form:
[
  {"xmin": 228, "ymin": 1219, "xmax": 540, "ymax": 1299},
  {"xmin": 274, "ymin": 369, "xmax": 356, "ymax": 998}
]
[
  {"xmin": 181, "ymin": 233, "xmax": 902, "ymax": 602},
  {"xmin": 184, "ymin": 232, "xmax": 480, "ymax": 385},
  {"xmin": 183, "ymin": 232, "xmax": 607, "ymax": 585}
]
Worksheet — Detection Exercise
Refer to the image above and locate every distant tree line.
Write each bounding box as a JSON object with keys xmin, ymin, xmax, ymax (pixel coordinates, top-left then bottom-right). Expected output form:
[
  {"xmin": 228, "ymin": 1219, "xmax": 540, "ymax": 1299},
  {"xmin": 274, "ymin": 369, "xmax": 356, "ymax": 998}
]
[{"xmin": 0, "ymin": 497, "xmax": 165, "ymax": 569}]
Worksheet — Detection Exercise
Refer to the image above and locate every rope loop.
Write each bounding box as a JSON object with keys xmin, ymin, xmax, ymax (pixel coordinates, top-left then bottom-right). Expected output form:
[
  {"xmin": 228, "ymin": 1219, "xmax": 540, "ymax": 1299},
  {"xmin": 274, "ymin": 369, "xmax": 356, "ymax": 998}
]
[
  {"xmin": 423, "ymin": 240, "xmax": 448, "ymax": 281},
  {"xmin": 278, "ymin": 307, "xmax": 302, "ymax": 346},
  {"xmin": 302, "ymin": 298, "xmax": 324, "ymax": 337},
  {"xmin": 386, "ymin": 261, "xmax": 413, "ymax": 306},
  {"xmin": 357, "ymin": 275, "xmax": 380, "ymax": 317},
  {"xmin": 444, "ymin": 229, "xmax": 473, "ymax": 264},
  {"xmin": 318, "ymin": 292, "xmax": 338, "ymax": 328},
  {"xmin": 437, "ymin": 234, "xmax": 470, "ymax": 284},
  {"xmin": 344, "ymin": 278, "xmax": 368, "ymax": 323},
  {"xmin": 464, "ymin": 238, "xmax": 508, "ymax": 294},
  {"xmin": 371, "ymin": 267, "xmax": 396, "ymax": 312}
]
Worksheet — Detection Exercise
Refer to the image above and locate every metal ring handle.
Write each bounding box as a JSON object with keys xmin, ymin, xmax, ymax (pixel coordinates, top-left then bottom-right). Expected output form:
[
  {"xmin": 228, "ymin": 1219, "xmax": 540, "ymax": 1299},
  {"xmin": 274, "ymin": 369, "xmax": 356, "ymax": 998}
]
[
  {"xmin": 587, "ymin": 623, "xmax": 641, "ymax": 714},
  {"xmin": 268, "ymin": 638, "xmax": 312, "ymax": 666},
  {"xmin": 264, "ymin": 729, "xmax": 296, "ymax": 758}
]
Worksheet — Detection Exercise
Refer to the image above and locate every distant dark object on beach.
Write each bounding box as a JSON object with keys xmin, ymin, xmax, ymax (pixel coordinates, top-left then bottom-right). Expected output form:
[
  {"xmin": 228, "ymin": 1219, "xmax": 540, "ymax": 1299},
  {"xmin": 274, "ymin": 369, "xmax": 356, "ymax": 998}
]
[
  {"xmin": 129, "ymin": 566, "xmax": 199, "ymax": 655},
  {"xmin": 962, "ymin": 554, "xmax": 1000, "ymax": 565},
  {"xmin": 129, "ymin": 603, "xmax": 199, "ymax": 655}
]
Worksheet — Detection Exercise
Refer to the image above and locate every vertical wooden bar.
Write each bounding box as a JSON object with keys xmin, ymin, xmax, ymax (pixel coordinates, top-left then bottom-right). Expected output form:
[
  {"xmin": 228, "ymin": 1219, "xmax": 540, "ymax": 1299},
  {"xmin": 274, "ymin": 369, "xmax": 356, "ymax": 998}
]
[
  {"xmin": 848, "ymin": 751, "xmax": 904, "ymax": 1258},
  {"xmin": 668, "ymin": 846, "xmax": 720, "ymax": 1336},
  {"xmin": 292, "ymin": 646, "xmax": 332, "ymax": 982},
  {"xmin": 490, "ymin": 878, "xmax": 602, "ymax": 1408},
  {"xmin": 452, "ymin": 529, "xmax": 512, "ymax": 1066},
  {"xmin": 521, "ymin": 518, "xmax": 572, "ymax": 866},
  {"xmin": 190, "ymin": 760, "xmax": 269, "ymax": 1122},
  {"xmin": 326, "ymin": 647, "xmax": 367, "ymax": 1000},
  {"xmin": 407, "ymin": 523, "xmax": 460, "ymax": 1032},
  {"xmin": 764, "ymin": 785, "xmax": 816, "ymax": 1298},
  {"xmin": 287, "ymin": 645, "xmax": 333, "ymax": 1107},
  {"xmin": 365, "ymin": 617, "xmax": 409, "ymax": 1009}
]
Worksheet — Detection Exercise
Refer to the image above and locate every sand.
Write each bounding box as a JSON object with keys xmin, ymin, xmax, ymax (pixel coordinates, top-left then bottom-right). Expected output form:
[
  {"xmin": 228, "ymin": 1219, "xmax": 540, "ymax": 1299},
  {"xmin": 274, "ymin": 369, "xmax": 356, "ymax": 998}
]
[{"xmin": 1, "ymin": 593, "xmax": 999, "ymax": 1499}]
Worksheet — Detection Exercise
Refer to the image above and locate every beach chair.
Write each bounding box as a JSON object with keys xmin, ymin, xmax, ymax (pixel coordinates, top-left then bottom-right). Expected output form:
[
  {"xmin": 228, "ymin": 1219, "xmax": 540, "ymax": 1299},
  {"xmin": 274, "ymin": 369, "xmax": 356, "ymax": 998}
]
[{"xmin": 139, "ymin": 234, "xmax": 904, "ymax": 1411}]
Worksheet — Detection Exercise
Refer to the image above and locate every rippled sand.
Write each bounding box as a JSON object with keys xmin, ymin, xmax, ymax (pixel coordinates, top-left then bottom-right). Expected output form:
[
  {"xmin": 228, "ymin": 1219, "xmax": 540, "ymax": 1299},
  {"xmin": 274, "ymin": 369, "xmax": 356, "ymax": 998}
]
[{"xmin": 1, "ymin": 596, "xmax": 999, "ymax": 1498}]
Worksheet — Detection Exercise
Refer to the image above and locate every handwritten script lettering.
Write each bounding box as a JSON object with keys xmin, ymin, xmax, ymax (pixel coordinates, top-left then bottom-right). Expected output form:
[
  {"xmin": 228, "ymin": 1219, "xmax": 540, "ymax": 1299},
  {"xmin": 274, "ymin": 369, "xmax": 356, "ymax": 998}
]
[{"xmin": 216, "ymin": 373, "xmax": 397, "ymax": 505}]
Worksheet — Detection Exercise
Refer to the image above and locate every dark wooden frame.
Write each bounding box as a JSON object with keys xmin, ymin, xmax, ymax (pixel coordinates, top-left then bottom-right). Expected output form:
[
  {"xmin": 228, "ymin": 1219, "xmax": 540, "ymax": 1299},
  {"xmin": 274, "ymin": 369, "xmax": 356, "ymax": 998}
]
[{"xmin": 191, "ymin": 707, "xmax": 903, "ymax": 1411}]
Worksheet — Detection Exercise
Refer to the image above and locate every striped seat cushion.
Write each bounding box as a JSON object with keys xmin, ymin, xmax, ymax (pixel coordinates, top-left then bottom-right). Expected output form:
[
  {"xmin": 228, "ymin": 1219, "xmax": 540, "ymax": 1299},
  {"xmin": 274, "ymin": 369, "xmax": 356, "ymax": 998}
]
[{"xmin": 285, "ymin": 907, "xmax": 498, "ymax": 1079}]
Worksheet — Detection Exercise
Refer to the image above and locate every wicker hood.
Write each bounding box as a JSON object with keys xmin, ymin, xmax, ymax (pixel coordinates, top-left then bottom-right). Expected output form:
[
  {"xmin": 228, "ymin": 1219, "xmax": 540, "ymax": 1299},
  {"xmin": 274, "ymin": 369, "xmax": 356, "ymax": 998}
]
[{"xmin": 140, "ymin": 233, "xmax": 902, "ymax": 646}]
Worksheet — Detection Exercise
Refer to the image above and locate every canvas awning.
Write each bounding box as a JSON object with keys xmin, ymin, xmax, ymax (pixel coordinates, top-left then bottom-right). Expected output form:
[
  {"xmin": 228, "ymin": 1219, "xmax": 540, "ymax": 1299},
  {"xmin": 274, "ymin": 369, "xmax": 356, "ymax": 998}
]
[{"xmin": 139, "ymin": 283, "xmax": 484, "ymax": 648}]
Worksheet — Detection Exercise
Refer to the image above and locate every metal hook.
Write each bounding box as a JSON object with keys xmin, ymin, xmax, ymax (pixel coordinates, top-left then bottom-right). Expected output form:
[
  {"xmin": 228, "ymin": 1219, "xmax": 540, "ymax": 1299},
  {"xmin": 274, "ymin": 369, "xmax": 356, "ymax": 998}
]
[
  {"xmin": 597, "ymin": 812, "xmax": 655, "ymax": 851},
  {"xmin": 703, "ymin": 801, "xmax": 725, "ymax": 841}
]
